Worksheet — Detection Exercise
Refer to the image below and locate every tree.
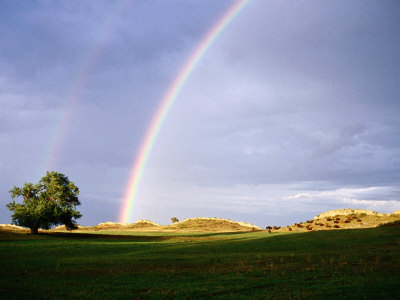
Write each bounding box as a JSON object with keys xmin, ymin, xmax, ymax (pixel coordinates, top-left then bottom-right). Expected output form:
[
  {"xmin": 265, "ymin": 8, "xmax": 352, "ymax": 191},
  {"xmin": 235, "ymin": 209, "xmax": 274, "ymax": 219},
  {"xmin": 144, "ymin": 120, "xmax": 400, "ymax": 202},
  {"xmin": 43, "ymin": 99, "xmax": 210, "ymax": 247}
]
[
  {"xmin": 6, "ymin": 171, "xmax": 82, "ymax": 234},
  {"xmin": 171, "ymin": 217, "xmax": 179, "ymax": 223}
]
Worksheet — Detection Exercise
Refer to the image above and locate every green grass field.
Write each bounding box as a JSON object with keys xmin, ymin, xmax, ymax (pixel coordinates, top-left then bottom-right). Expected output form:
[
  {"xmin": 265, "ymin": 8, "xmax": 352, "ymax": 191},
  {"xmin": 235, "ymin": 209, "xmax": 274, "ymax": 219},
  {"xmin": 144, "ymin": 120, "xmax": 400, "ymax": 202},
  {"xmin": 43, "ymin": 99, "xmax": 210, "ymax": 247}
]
[{"xmin": 1, "ymin": 227, "xmax": 399, "ymax": 299}]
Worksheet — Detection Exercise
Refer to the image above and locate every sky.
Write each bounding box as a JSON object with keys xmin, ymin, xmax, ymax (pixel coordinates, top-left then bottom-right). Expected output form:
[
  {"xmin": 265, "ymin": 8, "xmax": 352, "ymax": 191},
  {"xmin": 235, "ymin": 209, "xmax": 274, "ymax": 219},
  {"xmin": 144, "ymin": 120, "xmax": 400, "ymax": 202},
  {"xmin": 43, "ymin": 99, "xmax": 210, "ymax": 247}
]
[{"xmin": 1, "ymin": 0, "xmax": 399, "ymax": 228}]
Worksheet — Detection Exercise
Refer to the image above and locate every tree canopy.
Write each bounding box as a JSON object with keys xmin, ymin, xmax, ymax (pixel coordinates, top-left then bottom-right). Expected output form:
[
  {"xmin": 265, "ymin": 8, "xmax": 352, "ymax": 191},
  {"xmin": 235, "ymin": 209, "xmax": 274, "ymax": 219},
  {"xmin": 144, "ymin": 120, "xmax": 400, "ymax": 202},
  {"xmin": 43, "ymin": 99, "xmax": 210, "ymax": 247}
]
[{"xmin": 6, "ymin": 171, "xmax": 82, "ymax": 233}]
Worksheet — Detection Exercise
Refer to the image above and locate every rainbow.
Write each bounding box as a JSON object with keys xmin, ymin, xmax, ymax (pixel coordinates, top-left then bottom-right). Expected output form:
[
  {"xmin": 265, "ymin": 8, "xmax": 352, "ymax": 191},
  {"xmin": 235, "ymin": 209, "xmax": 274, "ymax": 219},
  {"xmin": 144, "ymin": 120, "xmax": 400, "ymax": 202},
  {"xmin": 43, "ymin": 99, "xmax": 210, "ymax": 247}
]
[{"xmin": 119, "ymin": 0, "xmax": 251, "ymax": 223}]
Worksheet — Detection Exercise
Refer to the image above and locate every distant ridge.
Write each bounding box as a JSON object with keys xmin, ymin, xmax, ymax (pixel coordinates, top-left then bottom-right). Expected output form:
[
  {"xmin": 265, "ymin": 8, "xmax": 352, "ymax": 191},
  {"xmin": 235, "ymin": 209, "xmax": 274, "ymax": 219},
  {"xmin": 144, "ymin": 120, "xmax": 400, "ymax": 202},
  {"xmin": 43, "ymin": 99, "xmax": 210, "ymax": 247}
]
[
  {"xmin": 314, "ymin": 208, "xmax": 387, "ymax": 219},
  {"xmin": 272, "ymin": 209, "xmax": 400, "ymax": 233},
  {"xmin": 0, "ymin": 224, "xmax": 27, "ymax": 231},
  {"xmin": 80, "ymin": 220, "xmax": 162, "ymax": 231},
  {"xmin": 1, "ymin": 209, "xmax": 399, "ymax": 233},
  {"xmin": 164, "ymin": 217, "xmax": 261, "ymax": 232}
]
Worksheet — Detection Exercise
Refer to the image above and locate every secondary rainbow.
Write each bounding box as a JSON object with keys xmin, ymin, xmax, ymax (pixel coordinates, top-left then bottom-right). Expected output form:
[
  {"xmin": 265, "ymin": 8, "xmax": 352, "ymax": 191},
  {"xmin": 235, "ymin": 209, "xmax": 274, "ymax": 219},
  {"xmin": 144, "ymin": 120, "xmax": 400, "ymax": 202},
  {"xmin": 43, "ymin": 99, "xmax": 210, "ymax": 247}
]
[
  {"xmin": 41, "ymin": 0, "xmax": 129, "ymax": 174},
  {"xmin": 119, "ymin": 0, "xmax": 251, "ymax": 223}
]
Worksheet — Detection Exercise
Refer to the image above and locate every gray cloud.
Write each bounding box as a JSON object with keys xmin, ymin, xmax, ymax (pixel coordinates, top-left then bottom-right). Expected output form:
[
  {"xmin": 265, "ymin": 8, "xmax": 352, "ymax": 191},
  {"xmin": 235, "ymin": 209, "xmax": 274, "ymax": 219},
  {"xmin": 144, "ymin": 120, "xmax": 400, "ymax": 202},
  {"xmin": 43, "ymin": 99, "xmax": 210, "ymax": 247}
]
[{"xmin": 1, "ymin": 1, "xmax": 399, "ymax": 226}]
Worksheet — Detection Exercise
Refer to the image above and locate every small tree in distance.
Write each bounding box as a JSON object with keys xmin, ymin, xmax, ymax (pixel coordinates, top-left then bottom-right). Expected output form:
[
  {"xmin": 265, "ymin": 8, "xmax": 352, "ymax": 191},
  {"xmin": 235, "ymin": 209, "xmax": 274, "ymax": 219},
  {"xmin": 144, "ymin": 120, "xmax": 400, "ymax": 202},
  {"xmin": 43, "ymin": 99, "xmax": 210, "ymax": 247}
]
[
  {"xmin": 6, "ymin": 171, "xmax": 82, "ymax": 234},
  {"xmin": 171, "ymin": 217, "xmax": 179, "ymax": 223}
]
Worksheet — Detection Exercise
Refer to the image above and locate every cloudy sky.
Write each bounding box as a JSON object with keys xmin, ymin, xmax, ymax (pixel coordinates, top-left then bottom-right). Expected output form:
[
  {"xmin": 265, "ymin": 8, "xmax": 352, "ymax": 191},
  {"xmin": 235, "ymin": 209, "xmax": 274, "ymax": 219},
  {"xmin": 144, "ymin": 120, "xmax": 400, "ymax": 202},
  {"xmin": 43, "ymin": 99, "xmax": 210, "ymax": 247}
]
[{"xmin": 1, "ymin": 0, "xmax": 399, "ymax": 227}]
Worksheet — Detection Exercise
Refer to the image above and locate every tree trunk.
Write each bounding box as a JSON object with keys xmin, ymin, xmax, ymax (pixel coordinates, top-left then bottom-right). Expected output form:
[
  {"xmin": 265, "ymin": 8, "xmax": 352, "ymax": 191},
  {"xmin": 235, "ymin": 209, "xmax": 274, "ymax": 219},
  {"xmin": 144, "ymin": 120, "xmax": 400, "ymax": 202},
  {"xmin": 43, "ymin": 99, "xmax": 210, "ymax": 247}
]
[{"xmin": 30, "ymin": 226, "xmax": 39, "ymax": 234}]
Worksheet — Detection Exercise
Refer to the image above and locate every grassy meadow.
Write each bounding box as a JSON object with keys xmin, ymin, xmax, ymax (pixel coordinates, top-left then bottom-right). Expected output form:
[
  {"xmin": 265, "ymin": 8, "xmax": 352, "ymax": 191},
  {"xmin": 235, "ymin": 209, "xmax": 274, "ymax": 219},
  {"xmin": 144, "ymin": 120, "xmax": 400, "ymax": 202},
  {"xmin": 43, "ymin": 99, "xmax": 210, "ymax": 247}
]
[{"xmin": 0, "ymin": 226, "xmax": 399, "ymax": 299}]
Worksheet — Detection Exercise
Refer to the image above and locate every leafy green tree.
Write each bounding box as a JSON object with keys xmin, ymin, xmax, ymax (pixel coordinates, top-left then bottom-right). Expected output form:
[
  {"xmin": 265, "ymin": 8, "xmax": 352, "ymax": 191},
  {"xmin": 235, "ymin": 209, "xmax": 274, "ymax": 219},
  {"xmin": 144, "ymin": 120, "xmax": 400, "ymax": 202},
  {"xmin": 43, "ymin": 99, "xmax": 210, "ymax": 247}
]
[
  {"xmin": 171, "ymin": 217, "xmax": 179, "ymax": 223},
  {"xmin": 6, "ymin": 171, "xmax": 82, "ymax": 234}
]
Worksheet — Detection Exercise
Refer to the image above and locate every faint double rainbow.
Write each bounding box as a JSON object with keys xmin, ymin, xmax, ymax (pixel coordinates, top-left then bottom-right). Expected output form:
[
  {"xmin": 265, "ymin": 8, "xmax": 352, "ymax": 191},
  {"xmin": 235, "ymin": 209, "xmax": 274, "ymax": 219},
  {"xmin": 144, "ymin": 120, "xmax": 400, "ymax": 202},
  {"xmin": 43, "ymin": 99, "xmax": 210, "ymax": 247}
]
[
  {"xmin": 119, "ymin": 0, "xmax": 251, "ymax": 223},
  {"xmin": 43, "ymin": 0, "xmax": 129, "ymax": 173}
]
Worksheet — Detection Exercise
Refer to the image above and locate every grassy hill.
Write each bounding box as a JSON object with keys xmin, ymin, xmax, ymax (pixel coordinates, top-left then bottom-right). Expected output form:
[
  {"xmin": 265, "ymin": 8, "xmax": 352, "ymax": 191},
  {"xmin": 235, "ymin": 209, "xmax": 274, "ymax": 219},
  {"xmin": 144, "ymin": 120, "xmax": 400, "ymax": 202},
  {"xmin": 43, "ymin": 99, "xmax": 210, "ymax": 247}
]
[
  {"xmin": 163, "ymin": 217, "xmax": 261, "ymax": 232},
  {"xmin": 269, "ymin": 209, "xmax": 400, "ymax": 233},
  {"xmin": 42, "ymin": 217, "xmax": 261, "ymax": 233},
  {"xmin": 0, "ymin": 220, "xmax": 399, "ymax": 299},
  {"xmin": 4, "ymin": 209, "xmax": 399, "ymax": 234}
]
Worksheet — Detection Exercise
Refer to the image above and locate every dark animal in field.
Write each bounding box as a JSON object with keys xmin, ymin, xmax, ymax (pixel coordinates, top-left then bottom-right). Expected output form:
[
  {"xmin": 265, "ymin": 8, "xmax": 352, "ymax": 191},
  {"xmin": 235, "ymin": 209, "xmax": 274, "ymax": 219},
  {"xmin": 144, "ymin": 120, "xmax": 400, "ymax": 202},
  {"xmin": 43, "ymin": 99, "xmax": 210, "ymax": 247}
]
[
  {"xmin": 306, "ymin": 220, "xmax": 313, "ymax": 223},
  {"xmin": 325, "ymin": 224, "xmax": 331, "ymax": 228},
  {"xmin": 334, "ymin": 225, "xmax": 340, "ymax": 228},
  {"xmin": 266, "ymin": 226, "xmax": 272, "ymax": 230},
  {"xmin": 268, "ymin": 230, "xmax": 271, "ymax": 234},
  {"xmin": 288, "ymin": 227, "xmax": 292, "ymax": 231},
  {"xmin": 326, "ymin": 218, "xmax": 332, "ymax": 221}
]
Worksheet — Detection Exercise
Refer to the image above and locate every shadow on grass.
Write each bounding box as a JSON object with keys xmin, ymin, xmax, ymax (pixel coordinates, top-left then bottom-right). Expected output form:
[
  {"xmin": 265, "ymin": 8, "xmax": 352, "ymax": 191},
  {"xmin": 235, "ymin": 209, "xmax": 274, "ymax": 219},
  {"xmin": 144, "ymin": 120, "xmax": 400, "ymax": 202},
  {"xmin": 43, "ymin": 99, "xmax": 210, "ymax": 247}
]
[
  {"xmin": 39, "ymin": 231, "xmax": 174, "ymax": 242},
  {"xmin": 42, "ymin": 230, "xmax": 270, "ymax": 242},
  {"xmin": 0, "ymin": 229, "xmax": 172, "ymax": 242},
  {"xmin": 3, "ymin": 226, "xmax": 397, "ymax": 245},
  {"xmin": 0, "ymin": 228, "xmax": 270, "ymax": 243}
]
